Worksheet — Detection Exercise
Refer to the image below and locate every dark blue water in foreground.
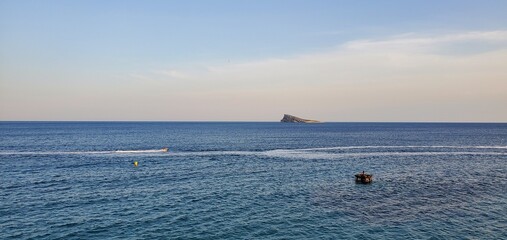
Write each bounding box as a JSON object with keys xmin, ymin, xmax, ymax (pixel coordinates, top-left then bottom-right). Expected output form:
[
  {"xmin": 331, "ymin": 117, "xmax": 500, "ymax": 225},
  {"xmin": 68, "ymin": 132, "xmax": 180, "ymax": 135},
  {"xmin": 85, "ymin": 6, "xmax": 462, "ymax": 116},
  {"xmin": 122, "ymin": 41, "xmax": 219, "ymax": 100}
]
[{"xmin": 1, "ymin": 122, "xmax": 506, "ymax": 239}]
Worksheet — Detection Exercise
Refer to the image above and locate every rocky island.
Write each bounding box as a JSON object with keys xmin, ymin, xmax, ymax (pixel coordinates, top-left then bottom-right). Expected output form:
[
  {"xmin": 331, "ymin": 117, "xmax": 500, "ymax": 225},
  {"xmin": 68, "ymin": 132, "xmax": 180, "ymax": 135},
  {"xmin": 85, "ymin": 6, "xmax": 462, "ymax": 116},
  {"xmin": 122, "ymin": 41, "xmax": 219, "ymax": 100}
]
[{"xmin": 280, "ymin": 114, "xmax": 321, "ymax": 123}]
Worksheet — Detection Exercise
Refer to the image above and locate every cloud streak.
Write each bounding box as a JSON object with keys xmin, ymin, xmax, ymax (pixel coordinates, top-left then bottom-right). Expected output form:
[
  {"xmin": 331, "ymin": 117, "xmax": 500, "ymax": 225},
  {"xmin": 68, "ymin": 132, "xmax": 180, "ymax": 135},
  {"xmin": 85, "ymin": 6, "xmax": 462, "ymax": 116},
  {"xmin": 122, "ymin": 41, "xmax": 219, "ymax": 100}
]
[
  {"xmin": 146, "ymin": 30, "xmax": 507, "ymax": 121},
  {"xmin": 344, "ymin": 31, "xmax": 507, "ymax": 51},
  {"xmin": 1, "ymin": 30, "xmax": 506, "ymax": 121}
]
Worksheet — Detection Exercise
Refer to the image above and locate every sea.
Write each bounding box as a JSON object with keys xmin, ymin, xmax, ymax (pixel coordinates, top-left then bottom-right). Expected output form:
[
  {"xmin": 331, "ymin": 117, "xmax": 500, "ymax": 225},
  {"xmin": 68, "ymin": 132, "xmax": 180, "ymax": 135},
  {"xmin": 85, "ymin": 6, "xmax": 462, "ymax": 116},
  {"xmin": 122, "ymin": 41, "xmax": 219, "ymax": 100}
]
[{"xmin": 1, "ymin": 122, "xmax": 506, "ymax": 239}]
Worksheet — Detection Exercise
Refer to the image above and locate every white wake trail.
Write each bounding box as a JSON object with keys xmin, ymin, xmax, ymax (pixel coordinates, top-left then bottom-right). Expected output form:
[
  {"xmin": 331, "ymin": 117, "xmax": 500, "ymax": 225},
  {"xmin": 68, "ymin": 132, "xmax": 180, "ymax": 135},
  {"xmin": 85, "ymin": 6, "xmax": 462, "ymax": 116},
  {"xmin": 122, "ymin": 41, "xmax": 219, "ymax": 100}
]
[
  {"xmin": 297, "ymin": 145, "xmax": 507, "ymax": 151},
  {"xmin": 1, "ymin": 146, "xmax": 505, "ymax": 158}
]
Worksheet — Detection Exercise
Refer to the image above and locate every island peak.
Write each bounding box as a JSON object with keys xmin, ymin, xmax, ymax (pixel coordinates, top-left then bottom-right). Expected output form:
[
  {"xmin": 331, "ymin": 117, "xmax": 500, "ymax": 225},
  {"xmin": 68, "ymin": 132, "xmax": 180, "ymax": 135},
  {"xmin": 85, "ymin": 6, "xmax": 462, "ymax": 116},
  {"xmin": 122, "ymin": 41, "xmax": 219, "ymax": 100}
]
[{"xmin": 280, "ymin": 114, "xmax": 321, "ymax": 123}]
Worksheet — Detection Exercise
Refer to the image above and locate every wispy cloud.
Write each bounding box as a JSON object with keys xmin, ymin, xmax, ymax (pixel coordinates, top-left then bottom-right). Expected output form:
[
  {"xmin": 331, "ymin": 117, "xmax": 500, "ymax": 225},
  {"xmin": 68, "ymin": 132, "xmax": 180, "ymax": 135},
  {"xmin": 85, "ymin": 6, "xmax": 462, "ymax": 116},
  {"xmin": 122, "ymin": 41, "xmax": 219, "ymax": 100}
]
[
  {"xmin": 3, "ymin": 30, "xmax": 506, "ymax": 121},
  {"xmin": 143, "ymin": 30, "xmax": 507, "ymax": 121},
  {"xmin": 154, "ymin": 70, "xmax": 191, "ymax": 79},
  {"xmin": 344, "ymin": 30, "xmax": 507, "ymax": 51}
]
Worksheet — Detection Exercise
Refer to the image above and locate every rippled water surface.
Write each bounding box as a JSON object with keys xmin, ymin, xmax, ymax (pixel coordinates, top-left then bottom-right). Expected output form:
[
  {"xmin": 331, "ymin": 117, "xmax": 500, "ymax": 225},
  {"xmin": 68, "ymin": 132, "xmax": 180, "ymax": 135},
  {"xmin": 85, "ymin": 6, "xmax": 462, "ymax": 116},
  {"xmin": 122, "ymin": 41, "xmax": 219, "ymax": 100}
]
[{"xmin": 1, "ymin": 122, "xmax": 506, "ymax": 239}]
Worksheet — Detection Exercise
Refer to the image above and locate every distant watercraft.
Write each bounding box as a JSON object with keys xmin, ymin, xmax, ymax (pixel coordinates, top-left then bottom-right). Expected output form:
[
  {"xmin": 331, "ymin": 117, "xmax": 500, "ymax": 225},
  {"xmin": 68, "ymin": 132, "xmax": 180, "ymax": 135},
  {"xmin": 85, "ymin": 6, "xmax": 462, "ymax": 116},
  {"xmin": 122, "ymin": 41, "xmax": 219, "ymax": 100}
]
[{"xmin": 355, "ymin": 171, "xmax": 373, "ymax": 184}]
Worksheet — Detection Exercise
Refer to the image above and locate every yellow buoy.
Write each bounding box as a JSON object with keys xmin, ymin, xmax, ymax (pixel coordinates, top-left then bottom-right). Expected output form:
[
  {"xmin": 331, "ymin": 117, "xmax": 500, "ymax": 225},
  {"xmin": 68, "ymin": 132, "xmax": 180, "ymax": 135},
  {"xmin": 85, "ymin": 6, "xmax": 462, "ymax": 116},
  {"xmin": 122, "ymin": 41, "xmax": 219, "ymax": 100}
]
[{"xmin": 133, "ymin": 161, "xmax": 138, "ymax": 167}]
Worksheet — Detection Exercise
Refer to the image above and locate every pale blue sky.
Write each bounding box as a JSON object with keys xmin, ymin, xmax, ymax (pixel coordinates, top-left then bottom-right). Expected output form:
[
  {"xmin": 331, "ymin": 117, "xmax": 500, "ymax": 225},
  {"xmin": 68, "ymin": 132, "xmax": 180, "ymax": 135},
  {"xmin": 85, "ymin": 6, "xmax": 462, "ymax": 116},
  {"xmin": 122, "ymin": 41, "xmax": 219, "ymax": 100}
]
[{"xmin": 1, "ymin": 1, "xmax": 507, "ymax": 121}]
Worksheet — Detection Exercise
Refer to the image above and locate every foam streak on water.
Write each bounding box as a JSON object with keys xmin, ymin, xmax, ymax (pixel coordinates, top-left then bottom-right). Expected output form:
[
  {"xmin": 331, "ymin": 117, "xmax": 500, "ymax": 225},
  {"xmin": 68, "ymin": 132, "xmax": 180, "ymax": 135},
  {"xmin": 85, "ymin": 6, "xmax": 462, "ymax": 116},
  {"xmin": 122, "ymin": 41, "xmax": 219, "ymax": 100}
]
[
  {"xmin": 0, "ymin": 146, "xmax": 507, "ymax": 157},
  {"xmin": 1, "ymin": 145, "xmax": 506, "ymax": 159}
]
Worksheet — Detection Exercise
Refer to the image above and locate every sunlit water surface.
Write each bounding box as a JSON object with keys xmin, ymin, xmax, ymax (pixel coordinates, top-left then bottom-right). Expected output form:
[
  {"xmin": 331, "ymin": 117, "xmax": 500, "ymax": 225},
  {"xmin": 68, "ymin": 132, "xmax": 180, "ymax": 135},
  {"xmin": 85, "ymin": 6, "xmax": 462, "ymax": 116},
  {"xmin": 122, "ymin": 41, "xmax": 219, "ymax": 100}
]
[{"xmin": 1, "ymin": 122, "xmax": 506, "ymax": 239}]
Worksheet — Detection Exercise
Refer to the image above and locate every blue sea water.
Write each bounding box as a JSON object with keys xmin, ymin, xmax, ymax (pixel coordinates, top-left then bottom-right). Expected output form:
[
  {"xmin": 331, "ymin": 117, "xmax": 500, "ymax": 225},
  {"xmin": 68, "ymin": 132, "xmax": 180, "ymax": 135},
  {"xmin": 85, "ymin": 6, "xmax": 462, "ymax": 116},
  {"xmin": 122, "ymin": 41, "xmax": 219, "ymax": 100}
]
[{"xmin": 1, "ymin": 122, "xmax": 506, "ymax": 239}]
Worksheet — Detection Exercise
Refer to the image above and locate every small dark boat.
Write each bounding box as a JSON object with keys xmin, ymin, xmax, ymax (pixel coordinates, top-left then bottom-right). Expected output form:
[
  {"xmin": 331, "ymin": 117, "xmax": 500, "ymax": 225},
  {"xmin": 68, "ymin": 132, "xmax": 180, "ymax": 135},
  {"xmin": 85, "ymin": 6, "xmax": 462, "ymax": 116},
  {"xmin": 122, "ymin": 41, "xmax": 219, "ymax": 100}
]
[{"xmin": 355, "ymin": 172, "xmax": 373, "ymax": 184}]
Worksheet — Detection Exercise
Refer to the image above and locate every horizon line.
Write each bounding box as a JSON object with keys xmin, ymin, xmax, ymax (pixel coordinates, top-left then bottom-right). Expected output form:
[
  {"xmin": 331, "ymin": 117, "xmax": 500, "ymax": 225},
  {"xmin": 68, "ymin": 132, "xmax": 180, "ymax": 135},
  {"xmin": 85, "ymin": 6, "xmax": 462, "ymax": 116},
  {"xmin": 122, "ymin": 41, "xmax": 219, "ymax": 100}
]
[{"xmin": 1, "ymin": 120, "xmax": 506, "ymax": 124}]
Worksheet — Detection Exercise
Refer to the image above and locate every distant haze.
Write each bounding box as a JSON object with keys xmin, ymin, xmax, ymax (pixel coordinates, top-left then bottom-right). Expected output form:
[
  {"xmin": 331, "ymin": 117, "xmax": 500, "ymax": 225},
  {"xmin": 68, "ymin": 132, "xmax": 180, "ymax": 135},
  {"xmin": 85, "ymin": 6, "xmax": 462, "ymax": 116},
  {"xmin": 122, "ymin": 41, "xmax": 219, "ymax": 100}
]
[{"xmin": 1, "ymin": 1, "xmax": 506, "ymax": 122}]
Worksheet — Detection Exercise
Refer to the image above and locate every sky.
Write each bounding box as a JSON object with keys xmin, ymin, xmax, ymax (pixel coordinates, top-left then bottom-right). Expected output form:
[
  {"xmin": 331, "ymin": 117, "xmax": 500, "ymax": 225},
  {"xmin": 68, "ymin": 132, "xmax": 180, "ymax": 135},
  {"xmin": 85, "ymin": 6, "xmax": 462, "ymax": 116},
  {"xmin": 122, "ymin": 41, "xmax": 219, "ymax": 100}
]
[{"xmin": 1, "ymin": 0, "xmax": 506, "ymax": 122}]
